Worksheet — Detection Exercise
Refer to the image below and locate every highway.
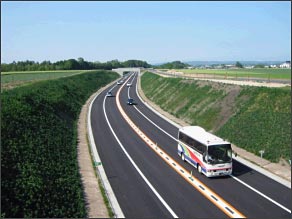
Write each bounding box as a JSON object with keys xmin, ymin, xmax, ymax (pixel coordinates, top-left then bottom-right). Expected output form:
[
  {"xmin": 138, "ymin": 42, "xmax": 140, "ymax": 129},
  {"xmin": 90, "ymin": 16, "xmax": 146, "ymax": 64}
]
[{"xmin": 90, "ymin": 72, "xmax": 291, "ymax": 218}]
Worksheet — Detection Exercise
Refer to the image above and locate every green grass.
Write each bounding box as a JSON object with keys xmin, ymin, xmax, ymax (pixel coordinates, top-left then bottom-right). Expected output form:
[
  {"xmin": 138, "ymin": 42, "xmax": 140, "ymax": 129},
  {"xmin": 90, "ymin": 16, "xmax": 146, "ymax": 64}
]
[
  {"xmin": 1, "ymin": 70, "xmax": 92, "ymax": 84},
  {"xmin": 98, "ymin": 179, "xmax": 114, "ymax": 217},
  {"xmin": 216, "ymin": 87, "xmax": 291, "ymax": 162},
  {"xmin": 141, "ymin": 72, "xmax": 291, "ymax": 163},
  {"xmin": 1, "ymin": 70, "xmax": 119, "ymax": 217},
  {"xmin": 142, "ymin": 73, "xmax": 226, "ymax": 130},
  {"xmin": 86, "ymin": 134, "xmax": 113, "ymax": 217},
  {"xmin": 178, "ymin": 68, "xmax": 291, "ymax": 80}
]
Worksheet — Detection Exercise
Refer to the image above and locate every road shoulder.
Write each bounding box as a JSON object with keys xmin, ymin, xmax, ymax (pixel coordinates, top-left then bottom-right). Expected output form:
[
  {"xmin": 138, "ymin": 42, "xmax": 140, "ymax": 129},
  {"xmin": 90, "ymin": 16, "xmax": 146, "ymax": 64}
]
[{"xmin": 77, "ymin": 89, "xmax": 109, "ymax": 218}]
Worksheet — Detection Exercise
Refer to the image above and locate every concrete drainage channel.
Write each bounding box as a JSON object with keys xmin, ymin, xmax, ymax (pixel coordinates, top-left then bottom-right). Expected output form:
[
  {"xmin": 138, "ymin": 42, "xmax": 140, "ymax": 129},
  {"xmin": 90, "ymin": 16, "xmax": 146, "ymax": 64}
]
[{"xmin": 86, "ymin": 78, "xmax": 125, "ymax": 218}]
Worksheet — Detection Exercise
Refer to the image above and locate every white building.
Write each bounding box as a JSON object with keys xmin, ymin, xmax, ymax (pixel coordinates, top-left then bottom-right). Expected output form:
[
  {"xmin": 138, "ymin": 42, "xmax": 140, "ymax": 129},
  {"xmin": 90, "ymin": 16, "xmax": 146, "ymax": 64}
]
[{"xmin": 279, "ymin": 61, "xmax": 291, "ymax": 68}]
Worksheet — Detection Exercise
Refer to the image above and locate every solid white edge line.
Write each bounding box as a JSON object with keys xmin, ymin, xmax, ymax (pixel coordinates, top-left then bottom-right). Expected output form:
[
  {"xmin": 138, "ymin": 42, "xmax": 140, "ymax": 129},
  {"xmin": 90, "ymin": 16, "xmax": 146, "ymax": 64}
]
[
  {"xmin": 135, "ymin": 73, "xmax": 181, "ymax": 129},
  {"xmin": 145, "ymin": 71, "xmax": 291, "ymax": 189},
  {"xmin": 124, "ymin": 74, "xmax": 245, "ymax": 218},
  {"xmin": 134, "ymin": 106, "xmax": 177, "ymax": 142},
  {"xmin": 134, "ymin": 73, "xmax": 292, "ymax": 212},
  {"xmin": 103, "ymin": 78, "xmax": 178, "ymax": 218},
  {"xmin": 128, "ymin": 74, "xmax": 177, "ymax": 142},
  {"xmin": 88, "ymin": 80, "xmax": 125, "ymax": 218},
  {"xmin": 230, "ymin": 175, "xmax": 291, "ymax": 213},
  {"xmin": 232, "ymin": 156, "xmax": 291, "ymax": 189}
]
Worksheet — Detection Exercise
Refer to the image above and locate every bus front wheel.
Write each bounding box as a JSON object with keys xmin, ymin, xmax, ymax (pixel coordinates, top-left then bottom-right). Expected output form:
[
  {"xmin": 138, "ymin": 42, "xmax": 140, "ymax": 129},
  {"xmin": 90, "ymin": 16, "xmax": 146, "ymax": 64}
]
[
  {"xmin": 181, "ymin": 153, "xmax": 185, "ymax": 162},
  {"xmin": 197, "ymin": 164, "xmax": 202, "ymax": 174}
]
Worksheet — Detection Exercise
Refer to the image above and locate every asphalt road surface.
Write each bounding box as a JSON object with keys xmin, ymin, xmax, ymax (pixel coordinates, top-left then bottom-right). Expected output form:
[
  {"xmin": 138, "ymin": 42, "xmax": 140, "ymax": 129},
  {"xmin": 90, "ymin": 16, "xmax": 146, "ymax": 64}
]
[{"xmin": 90, "ymin": 72, "xmax": 291, "ymax": 218}]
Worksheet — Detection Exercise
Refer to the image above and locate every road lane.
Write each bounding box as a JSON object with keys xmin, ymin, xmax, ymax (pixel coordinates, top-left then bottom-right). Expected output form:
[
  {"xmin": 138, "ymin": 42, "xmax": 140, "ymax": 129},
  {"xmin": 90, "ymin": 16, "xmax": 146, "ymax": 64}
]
[
  {"xmin": 90, "ymin": 72, "xmax": 291, "ymax": 218},
  {"xmin": 91, "ymin": 79, "xmax": 227, "ymax": 217},
  {"xmin": 131, "ymin": 73, "xmax": 291, "ymax": 206},
  {"xmin": 122, "ymin": 73, "xmax": 291, "ymax": 217}
]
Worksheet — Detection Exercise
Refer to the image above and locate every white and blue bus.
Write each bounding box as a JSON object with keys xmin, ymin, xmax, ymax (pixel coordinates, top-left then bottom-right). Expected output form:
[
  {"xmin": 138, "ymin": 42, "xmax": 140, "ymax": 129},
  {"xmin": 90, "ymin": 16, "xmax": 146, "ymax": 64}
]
[{"xmin": 178, "ymin": 126, "xmax": 233, "ymax": 177}]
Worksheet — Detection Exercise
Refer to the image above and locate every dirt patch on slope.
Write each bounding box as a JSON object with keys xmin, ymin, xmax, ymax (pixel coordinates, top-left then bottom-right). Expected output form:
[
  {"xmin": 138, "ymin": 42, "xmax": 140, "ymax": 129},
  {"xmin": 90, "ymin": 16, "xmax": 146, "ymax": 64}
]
[
  {"xmin": 213, "ymin": 86, "xmax": 242, "ymax": 131},
  {"xmin": 179, "ymin": 80, "xmax": 243, "ymax": 131}
]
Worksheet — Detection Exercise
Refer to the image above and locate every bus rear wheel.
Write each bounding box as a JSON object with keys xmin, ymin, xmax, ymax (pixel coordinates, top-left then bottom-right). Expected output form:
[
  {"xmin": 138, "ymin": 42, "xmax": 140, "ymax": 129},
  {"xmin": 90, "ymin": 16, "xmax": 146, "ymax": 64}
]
[
  {"xmin": 181, "ymin": 153, "xmax": 185, "ymax": 162},
  {"xmin": 197, "ymin": 164, "xmax": 202, "ymax": 174}
]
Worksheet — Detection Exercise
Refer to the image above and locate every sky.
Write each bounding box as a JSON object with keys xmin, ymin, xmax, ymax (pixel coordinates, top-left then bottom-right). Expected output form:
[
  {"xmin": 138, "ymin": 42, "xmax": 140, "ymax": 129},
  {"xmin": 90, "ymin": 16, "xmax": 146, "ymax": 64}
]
[{"xmin": 1, "ymin": 1, "xmax": 291, "ymax": 64}]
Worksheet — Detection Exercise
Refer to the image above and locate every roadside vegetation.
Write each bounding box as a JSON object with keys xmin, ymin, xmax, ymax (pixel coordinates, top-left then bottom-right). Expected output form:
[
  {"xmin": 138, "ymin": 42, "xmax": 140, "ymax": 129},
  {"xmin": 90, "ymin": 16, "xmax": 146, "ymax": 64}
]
[
  {"xmin": 141, "ymin": 72, "xmax": 291, "ymax": 163},
  {"xmin": 1, "ymin": 70, "xmax": 92, "ymax": 91},
  {"xmin": 155, "ymin": 61, "xmax": 191, "ymax": 69},
  {"xmin": 1, "ymin": 70, "xmax": 119, "ymax": 218},
  {"xmin": 177, "ymin": 68, "xmax": 291, "ymax": 80},
  {"xmin": 1, "ymin": 58, "xmax": 151, "ymax": 72}
]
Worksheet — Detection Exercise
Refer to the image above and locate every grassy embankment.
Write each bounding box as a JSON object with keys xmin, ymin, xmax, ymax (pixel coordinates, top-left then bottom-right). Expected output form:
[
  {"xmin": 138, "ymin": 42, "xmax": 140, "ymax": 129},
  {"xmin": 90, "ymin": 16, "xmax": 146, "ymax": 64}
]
[
  {"xmin": 1, "ymin": 70, "xmax": 119, "ymax": 218},
  {"xmin": 165, "ymin": 68, "xmax": 291, "ymax": 80},
  {"xmin": 141, "ymin": 72, "xmax": 291, "ymax": 163},
  {"xmin": 1, "ymin": 70, "xmax": 94, "ymax": 91}
]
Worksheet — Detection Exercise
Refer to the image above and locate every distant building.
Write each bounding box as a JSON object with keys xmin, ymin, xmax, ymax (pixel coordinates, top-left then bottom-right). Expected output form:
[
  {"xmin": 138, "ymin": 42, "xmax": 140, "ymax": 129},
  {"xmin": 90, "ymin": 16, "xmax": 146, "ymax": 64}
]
[
  {"xmin": 225, "ymin": 64, "xmax": 237, "ymax": 69},
  {"xmin": 270, "ymin": 65, "xmax": 277, "ymax": 68},
  {"xmin": 214, "ymin": 65, "xmax": 223, "ymax": 69},
  {"xmin": 279, "ymin": 61, "xmax": 291, "ymax": 68}
]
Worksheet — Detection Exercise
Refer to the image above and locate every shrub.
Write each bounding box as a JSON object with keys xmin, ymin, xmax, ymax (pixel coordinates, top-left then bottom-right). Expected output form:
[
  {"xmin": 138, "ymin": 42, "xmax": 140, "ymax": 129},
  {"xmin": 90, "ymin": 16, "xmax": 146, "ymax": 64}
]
[{"xmin": 1, "ymin": 70, "xmax": 119, "ymax": 217}]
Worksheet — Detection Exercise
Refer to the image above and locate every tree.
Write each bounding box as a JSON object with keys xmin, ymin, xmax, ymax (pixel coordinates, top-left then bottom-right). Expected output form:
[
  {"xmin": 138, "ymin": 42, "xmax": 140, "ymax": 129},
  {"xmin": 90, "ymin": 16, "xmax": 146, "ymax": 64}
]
[
  {"xmin": 235, "ymin": 61, "xmax": 243, "ymax": 68},
  {"xmin": 156, "ymin": 61, "xmax": 190, "ymax": 69},
  {"xmin": 254, "ymin": 64, "xmax": 265, "ymax": 68}
]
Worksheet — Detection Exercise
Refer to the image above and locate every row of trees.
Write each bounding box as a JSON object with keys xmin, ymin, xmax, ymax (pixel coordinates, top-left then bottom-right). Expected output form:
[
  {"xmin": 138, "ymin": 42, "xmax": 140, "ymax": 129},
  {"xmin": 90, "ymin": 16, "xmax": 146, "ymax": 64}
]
[
  {"xmin": 1, "ymin": 58, "xmax": 152, "ymax": 72},
  {"xmin": 156, "ymin": 61, "xmax": 191, "ymax": 69}
]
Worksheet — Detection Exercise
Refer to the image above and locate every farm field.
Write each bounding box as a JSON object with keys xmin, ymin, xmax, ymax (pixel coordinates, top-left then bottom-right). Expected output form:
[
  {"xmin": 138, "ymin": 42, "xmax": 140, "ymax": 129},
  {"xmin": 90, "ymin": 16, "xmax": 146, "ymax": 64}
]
[
  {"xmin": 177, "ymin": 68, "xmax": 291, "ymax": 80},
  {"xmin": 1, "ymin": 70, "xmax": 93, "ymax": 90}
]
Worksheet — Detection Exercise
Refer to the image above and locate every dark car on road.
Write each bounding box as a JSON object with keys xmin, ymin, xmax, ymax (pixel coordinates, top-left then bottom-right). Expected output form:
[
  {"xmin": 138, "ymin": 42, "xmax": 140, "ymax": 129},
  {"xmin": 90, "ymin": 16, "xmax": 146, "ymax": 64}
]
[
  {"xmin": 117, "ymin": 80, "xmax": 124, "ymax": 85},
  {"xmin": 106, "ymin": 91, "xmax": 114, "ymax": 97},
  {"xmin": 127, "ymin": 98, "xmax": 135, "ymax": 105}
]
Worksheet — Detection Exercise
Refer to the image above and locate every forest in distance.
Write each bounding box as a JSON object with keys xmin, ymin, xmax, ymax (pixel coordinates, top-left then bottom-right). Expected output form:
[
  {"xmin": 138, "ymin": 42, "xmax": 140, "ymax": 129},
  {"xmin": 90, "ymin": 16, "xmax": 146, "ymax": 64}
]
[{"xmin": 1, "ymin": 58, "xmax": 152, "ymax": 72}]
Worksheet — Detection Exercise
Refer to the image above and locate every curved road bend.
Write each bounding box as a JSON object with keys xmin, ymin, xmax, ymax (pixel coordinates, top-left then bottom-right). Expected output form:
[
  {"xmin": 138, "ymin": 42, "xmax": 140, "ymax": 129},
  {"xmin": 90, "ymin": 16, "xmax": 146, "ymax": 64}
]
[{"xmin": 90, "ymin": 73, "xmax": 291, "ymax": 218}]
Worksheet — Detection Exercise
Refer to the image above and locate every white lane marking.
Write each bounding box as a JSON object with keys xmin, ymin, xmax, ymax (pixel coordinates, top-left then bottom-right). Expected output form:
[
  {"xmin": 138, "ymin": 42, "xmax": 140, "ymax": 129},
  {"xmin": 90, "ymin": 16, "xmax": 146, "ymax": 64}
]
[
  {"xmin": 134, "ymin": 106, "xmax": 177, "ymax": 142},
  {"xmin": 230, "ymin": 175, "xmax": 291, "ymax": 214},
  {"xmin": 127, "ymin": 73, "xmax": 135, "ymax": 99},
  {"xmin": 88, "ymin": 81, "xmax": 125, "ymax": 218},
  {"xmin": 130, "ymin": 73, "xmax": 136, "ymax": 84},
  {"xmin": 119, "ymin": 76, "xmax": 245, "ymax": 218},
  {"xmin": 103, "ymin": 80, "xmax": 178, "ymax": 218},
  {"xmin": 108, "ymin": 85, "xmax": 117, "ymax": 92},
  {"xmin": 129, "ymin": 74, "xmax": 292, "ymax": 214},
  {"xmin": 135, "ymin": 74, "xmax": 181, "ymax": 129},
  {"xmin": 127, "ymin": 74, "xmax": 177, "ymax": 142}
]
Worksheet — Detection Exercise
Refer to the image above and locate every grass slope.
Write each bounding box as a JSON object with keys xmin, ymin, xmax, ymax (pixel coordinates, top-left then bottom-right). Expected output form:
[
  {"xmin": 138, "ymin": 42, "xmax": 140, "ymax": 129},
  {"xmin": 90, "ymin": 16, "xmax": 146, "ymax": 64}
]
[
  {"xmin": 1, "ymin": 70, "xmax": 119, "ymax": 218},
  {"xmin": 1, "ymin": 70, "xmax": 93, "ymax": 91},
  {"xmin": 179, "ymin": 68, "xmax": 291, "ymax": 79},
  {"xmin": 141, "ymin": 72, "xmax": 291, "ymax": 163}
]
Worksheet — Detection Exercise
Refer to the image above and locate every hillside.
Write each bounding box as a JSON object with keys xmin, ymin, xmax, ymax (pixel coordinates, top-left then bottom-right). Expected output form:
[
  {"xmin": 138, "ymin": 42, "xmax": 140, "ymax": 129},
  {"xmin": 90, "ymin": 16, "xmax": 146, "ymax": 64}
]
[
  {"xmin": 1, "ymin": 70, "xmax": 119, "ymax": 218},
  {"xmin": 141, "ymin": 72, "xmax": 291, "ymax": 163}
]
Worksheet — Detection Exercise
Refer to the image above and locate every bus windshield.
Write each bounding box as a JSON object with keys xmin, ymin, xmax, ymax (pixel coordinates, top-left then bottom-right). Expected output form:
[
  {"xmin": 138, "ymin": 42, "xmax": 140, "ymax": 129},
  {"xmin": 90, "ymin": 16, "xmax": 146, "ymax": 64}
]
[{"xmin": 206, "ymin": 144, "xmax": 232, "ymax": 164}]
